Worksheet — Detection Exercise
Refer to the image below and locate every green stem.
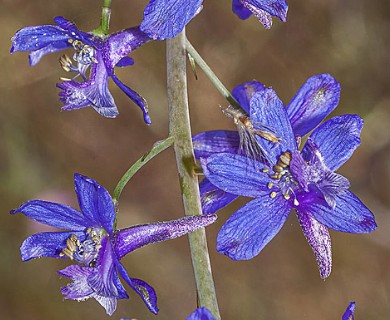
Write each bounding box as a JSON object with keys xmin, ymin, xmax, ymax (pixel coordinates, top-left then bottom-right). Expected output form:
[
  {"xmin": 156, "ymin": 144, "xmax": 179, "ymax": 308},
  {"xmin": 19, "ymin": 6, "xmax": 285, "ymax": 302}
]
[
  {"xmin": 167, "ymin": 30, "xmax": 221, "ymax": 319},
  {"xmin": 112, "ymin": 136, "xmax": 174, "ymax": 203},
  {"xmin": 185, "ymin": 38, "xmax": 244, "ymax": 114},
  {"xmin": 93, "ymin": 0, "xmax": 112, "ymax": 36}
]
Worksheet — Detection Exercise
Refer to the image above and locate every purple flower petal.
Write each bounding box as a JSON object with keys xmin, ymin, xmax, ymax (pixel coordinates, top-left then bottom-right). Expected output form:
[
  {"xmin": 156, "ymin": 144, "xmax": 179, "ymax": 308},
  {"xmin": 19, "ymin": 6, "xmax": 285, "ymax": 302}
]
[
  {"xmin": 342, "ymin": 302, "xmax": 356, "ymax": 320},
  {"xmin": 110, "ymin": 73, "xmax": 151, "ymax": 124},
  {"xmin": 116, "ymin": 262, "xmax": 158, "ymax": 314},
  {"xmin": 20, "ymin": 231, "xmax": 84, "ymax": 261},
  {"xmin": 238, "ymin": 0, "xmax": 288, "ymax": 29},
  {"xmin": 59, "ymin": 239, "xmax": 127, "ymax": 316},
  {"xmin": 11, "ymin": 24, "xmax": 71, "ymax": 62},
  {"xmin": 11, "ymin": 200, "xmax": 87, "ymax": 230},
  {"xmin": 28, "ymin": 42, "xmax": 71, "ymax": 66},
  {"xmin": 201, "ymin": 153, "xmax": 270, "ymax": 198},
  {"xmin": 104, "ymin": 26, "xmax": 151, "ymax": 69},
  {"xmin": 187, "ymin": 307, "xmax": 216, "ymax": 320},
  {"xmin": 141, "ymin": 0, "xmax": 203, "ymax": 40},
  {"xmin": 296, "ymin": 211, "xmax": 332, "ymax": 279},
  {"xmin": 193, "ymin": 130, "xmax": 240, "ymax": 158},
  {"xmin": 53, "ymin": 16, "xmax": 94, "ymax": 47},
  {"xmin": 232, "ymin": 80, "xmax": 266, "ymax": 113},
  {"xmin": 232, "ymin": 0, "xmax": 252, "ymax": 20},
  {"xmin": 286, "ymin": 74, "xmax": 341, "ymax": 137},
  {"xmin": 217, "ymin": 196, "xmax": 291, "ymax": 260},
  {"xmin": 74, "ymin": 174, "xmax": 116, "ymax": 235},
  {"xmin": 303, "ymin": 114, "xmax": 364, "ymax": 171},
  {"xmin": 200, "ymin": 178, "xmax": 238, "ymax": 214},
  {"xmin": 299, "ymin": 190, "xmax": 377, "ymax": 233},
  {"xmin": 116, "ymin": 57, "xmax": 135, "ymax": 68},
  {"xmin": 250, "ymin": 88, "xmax": 297, "ymax": 164},
  {"xmin": 114, "ymin": 214, "xmax": 217, "ymax": 259}
]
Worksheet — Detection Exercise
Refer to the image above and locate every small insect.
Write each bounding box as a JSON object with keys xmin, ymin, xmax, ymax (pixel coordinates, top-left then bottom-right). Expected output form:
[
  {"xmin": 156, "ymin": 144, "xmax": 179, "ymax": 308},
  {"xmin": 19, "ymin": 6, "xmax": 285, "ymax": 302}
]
[
  {"xmin": 222, "ymin": 106, "xmax": 280, "ymax": 164},
  {"xmin": 271, "ymin": 151, "xmax": 292, "ymax": 180}
]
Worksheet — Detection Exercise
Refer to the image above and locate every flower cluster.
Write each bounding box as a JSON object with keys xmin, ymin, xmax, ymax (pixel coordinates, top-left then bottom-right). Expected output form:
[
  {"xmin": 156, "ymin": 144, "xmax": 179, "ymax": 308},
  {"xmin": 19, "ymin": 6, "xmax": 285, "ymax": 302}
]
[
  {"xmin": 11, "ymin": 17, "xmax": 152, "ymax": 123},
  {"xmin": 11, "ymin": 174, "xmax": 217, "ymax": 315},
  {"xmin": 194, "ymin": 74, "xmax": 376, "ymax": 278}
]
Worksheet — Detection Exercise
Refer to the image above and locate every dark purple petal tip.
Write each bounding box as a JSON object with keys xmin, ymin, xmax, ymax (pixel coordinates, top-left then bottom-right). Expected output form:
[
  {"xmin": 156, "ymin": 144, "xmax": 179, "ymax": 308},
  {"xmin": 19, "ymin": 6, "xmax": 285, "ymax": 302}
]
[
  {"xmin": 187, "ymin": 307, "xmax": 216, "ymax": 320},
  {"xmin": 342, "ymin": 302, "xmax": 356, "ymax": 320}
]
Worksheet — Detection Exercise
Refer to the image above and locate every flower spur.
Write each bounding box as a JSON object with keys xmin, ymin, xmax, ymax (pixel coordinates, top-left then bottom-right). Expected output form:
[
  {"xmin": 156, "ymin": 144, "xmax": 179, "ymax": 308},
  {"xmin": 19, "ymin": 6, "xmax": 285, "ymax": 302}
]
[{"xmin": 11, "ymin": 174, "xmax": 217, "ymax": 315}]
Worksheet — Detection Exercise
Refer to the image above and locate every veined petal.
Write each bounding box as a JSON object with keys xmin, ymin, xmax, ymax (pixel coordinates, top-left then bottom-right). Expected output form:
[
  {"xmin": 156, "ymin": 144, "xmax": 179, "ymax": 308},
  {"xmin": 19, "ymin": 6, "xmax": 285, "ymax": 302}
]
[
  {"xmin": 193, "ymin": 130, "xmax": 240, "ymax": 158},
  {"xmin": 200, "ymin": 153, "xmax": 270, "ymax": 198},
  {"xmin": 111, "ymin": 73, "xmax": 151, "ymax": 124},
  {"xmin": 250, "ymin": 88, "xmax": 297, "ymax": 164},
  {"xmin": 187, "ymin": 307, "xmax": 216, "ymax": 320},
  {"xmin": 74, "ymin": 174, "xmax": 115, "ymax": 235},
  {"xmin": 286, "ymin": 74, "xmax": 341, "ymax": 137},
  {"xmin": 141, "ymin": 0, "xmax": 203, "ymax": 40},
  {"xmin": 232, "ymin": 80, "xmax": 266, "ymax": 113},
  {"xmin": 299, "ymin": 190, "xmax": 377, "ymax": 233},
  {"xmin": 239, "ymin": 0, "xmax": 288, "ymax": 28},
  {"xmin": 200, "ymin": 178, "xmax": 238, "ymax": 214},
  {"xmin": 232, "ymin": 0, "xmax": 252, "ymax": 20},
  {"xmin": 115, "ymin": 214, "xmax": 217, "ymax": 259},
  {"xmin": 11, "ymin": 24, "xmax": 71, "ymax": 58},
  {"xmin": 11, "ymin": 200, "xmax": 87, "ymax": 230},
  {"xmin": 20, "ymin": 231, "xmax": 84, "ymax": 261},
  {"xmin": 217, "ymin": 196, "xmax": 291, "ymax": 260},
  {"xmin": 116, "ymin": 262, "xmax": 158, "ymax": 314},
  {"xmin": 303, "ymin": 114, "xmax": 364, "ymax": 171},
  {"xmin": 105, "ymin": 27, "xmax": 151, "ymax": 69},
  {"xmin": 296, "ymin": 211, "xmax": 332, "ymax": 279}
]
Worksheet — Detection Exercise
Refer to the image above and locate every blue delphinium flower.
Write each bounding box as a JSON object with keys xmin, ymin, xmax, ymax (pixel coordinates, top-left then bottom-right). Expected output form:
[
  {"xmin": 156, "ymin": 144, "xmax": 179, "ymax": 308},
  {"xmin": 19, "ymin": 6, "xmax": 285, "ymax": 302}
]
[
  {"xmin": 140, "ymin": 0, "xmax": 288, "ymax": 40},
  {"xmin": 196, "ymin": 80, "xmax": 376, "ymax": 278},
  {"xmin": 342, "ymin": 302, "xmax": 356, "ymax": 320},
  {"xmin": 11, "ymin": 17, "xmax": 152, "ymax": 123},
  {"xmin": 11, "ymin": 174, "xmax": 217, "ymax": 315},
  {"xmin": 187, "ymin": 307, "xmax": 216, "ymax": 320},
  {"xmin": 194, "ymin": 74, "xmax": 341, "ymax": 215}
]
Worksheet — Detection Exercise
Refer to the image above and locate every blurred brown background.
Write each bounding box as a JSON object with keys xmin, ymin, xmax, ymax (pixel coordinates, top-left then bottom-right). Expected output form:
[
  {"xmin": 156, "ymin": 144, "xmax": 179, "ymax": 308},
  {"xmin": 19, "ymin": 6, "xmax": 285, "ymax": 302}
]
[{"xmin": 1, "ymin": 0, "xmax": 389, "ymax": 319}]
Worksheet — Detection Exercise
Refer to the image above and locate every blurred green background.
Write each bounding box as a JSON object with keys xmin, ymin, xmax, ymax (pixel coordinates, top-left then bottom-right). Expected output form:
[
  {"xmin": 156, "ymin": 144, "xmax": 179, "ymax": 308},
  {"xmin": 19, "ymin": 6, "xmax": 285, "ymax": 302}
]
[{"xmin": 1, "ymin": 0, "xmax": 390, "ymax": 319}]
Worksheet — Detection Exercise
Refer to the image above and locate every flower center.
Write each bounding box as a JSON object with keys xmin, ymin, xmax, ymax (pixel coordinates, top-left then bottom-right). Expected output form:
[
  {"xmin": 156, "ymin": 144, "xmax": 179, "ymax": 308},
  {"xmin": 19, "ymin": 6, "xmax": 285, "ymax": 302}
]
[
  {"xmin": 58, "ymin": 39, "xmax": 98, "ymax": 82},
  {"xmin": 265, "ymin": 151, "xmax": 299, "ymax": 205},
  {"xmin": 60, "ymin": 228, "xmax": 104, "ymax": 267}
]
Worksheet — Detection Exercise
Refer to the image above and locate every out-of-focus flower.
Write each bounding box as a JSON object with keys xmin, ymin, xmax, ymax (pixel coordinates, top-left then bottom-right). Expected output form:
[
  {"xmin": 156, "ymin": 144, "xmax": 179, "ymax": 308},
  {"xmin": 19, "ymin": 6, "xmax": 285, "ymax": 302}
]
[
  {"xmin": 11, "ymin": 17, "xmax": 152, "ymax": 123},
  {"xmin": 198, "ymin": 84, "xmax": 376, "ymax": 278},
  {"xmin": 140, "ymin": 0, "xmax": 289, "ymax": 40},
  {"xmin": 342, "ymin": 302, "xmax": 356, "ymax": 320},
  {"xmin": 232, "ymin": 0, "xmax": 288, "ymax": 29},
  {"xmin": 11, "ymin": 174, "xmax": 217, "ymax": 315},
  {"xmin": 187, "ymin": 307, "xmax": 216, "ymax": 320}
]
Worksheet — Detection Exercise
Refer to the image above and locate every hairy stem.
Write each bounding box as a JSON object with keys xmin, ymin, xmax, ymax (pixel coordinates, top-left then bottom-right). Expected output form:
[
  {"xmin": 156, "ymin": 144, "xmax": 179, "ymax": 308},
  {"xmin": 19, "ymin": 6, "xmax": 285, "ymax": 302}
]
[{"xmin": 167, "ymin": 30, "xmax": 221, "ymax": 319}]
